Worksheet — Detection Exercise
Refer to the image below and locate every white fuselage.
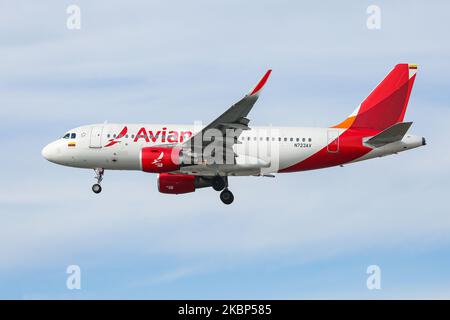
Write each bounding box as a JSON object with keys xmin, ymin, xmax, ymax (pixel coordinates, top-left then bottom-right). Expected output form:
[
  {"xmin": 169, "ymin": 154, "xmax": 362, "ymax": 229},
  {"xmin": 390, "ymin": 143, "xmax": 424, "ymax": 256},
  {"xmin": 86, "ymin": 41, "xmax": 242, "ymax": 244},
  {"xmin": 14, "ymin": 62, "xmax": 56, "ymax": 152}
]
[{"xmin": 42, "ymin": 123, "xmax": 424, "ymax": 176}]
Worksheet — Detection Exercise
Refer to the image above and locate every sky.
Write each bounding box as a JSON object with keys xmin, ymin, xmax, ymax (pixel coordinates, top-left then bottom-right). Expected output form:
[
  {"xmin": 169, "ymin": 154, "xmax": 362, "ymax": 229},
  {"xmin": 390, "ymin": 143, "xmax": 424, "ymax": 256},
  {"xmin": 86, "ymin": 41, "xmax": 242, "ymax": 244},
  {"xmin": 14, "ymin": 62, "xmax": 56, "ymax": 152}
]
[{"xmin": 0, "ymin": 0, "xmax": 450, "ymax": 299}]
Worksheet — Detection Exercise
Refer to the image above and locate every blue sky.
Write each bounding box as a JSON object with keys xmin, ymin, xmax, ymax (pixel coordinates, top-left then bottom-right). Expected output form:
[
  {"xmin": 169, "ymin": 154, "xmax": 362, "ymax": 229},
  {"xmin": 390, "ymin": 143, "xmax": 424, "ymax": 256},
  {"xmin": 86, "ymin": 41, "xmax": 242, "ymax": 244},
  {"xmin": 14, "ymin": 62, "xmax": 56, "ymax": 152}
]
[{"xmin": 0, "ymin": 0, "xmax": 450, "ymax": 299}]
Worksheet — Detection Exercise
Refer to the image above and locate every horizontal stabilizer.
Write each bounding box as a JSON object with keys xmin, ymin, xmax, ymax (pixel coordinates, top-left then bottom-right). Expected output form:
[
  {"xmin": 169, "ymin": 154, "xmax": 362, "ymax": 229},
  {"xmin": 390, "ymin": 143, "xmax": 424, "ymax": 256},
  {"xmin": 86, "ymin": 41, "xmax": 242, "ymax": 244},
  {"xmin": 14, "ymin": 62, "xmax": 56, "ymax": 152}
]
[{"xmin": 366, "ymin": 122, "xmax": 413, "ymax": 147}]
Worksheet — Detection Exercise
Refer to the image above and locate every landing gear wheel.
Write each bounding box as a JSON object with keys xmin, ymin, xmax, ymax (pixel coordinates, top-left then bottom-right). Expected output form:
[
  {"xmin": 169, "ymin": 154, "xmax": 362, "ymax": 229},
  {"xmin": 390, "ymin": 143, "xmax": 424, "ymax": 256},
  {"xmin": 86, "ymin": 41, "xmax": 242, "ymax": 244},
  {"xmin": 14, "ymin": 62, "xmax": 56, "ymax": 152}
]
[
  {"xmin": 212, "ymin": 176, "xmax": 226, "ymax": 191},
  {"xmin": 92, "ymin": 183, "xmax": 102, "ymax": 194},
  {"xmin": 92, "ymin": 168, "xmax": 104, "ymax": 194},
  {"xmin": 220, "ymin": 189, "xmax": 234, "ymax": 205}
]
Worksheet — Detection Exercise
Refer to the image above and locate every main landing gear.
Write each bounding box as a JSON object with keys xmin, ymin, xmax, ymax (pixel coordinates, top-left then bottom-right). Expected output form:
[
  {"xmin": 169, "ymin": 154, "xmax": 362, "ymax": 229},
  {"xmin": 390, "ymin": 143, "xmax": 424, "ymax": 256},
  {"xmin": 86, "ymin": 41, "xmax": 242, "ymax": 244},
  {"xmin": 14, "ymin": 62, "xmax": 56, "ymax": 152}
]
[
  {"xmin": 220, "ymin": 189, "xmax": 234, "ymax": 205},
  {"xmin": 92, "ymin": 168, "xmax": 104, "ymax": 194},
  {"xmin": 212, "ymin": 176, "xmax": 234, "ymax": 205}
]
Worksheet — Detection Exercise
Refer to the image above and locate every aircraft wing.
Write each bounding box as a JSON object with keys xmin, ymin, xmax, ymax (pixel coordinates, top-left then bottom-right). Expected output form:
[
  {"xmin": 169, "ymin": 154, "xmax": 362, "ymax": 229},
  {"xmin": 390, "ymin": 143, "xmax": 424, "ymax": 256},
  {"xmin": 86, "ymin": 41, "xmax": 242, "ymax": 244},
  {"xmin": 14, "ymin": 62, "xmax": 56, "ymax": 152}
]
[{"xmin": 180, "ymin": 69, "xmax": 272, "ymax": 163}]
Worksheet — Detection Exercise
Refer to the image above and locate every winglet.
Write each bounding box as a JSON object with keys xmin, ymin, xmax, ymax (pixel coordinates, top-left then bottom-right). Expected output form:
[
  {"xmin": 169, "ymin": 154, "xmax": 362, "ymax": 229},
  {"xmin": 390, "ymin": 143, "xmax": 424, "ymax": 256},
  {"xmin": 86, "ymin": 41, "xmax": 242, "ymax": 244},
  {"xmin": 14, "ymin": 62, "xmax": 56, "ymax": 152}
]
[{"xmin": 249, "ymin": 69, "xmax": 272, "ymax": 96}]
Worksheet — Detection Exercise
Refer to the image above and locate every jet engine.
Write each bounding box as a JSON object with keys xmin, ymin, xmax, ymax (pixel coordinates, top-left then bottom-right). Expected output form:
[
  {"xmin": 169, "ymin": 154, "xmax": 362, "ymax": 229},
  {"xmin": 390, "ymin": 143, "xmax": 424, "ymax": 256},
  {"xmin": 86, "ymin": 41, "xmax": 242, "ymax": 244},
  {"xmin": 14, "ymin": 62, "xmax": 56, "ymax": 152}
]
[
  {"xmin": 157, "ymin": 173, "xmax": 213, "ymax": 194},
  {"xmin": 141, "ymin": 147, "xmax": 182, "ymax": 173}
]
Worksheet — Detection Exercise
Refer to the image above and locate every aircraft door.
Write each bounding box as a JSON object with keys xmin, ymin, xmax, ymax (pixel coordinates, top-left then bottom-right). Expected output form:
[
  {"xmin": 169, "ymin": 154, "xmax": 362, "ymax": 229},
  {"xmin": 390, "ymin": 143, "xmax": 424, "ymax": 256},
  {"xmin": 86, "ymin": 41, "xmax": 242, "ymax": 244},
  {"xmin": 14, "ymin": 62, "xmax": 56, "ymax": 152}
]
[
  {"xmin": 89, "ymin": 126, "xmax": 103, "ymax": 148},
  {"xmin": 327, "ymin": 129, "xmax": 339, "ymax": 153}
]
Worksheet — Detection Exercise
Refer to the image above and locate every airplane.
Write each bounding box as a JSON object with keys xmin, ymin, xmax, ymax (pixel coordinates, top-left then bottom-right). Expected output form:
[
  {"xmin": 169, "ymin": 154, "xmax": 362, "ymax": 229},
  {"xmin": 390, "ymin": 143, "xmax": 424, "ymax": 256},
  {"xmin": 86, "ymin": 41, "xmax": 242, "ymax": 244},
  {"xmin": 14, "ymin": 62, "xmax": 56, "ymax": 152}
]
[{"xmin": 42, "ymin": 63, "xmax": 425, "ymax": 204}]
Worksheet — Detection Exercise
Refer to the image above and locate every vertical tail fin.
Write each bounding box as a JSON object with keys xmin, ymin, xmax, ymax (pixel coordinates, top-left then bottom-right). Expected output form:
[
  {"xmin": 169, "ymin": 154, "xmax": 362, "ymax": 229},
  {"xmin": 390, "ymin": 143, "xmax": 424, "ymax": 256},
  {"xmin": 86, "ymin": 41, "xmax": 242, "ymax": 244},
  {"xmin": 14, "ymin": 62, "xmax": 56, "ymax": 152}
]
[{"xmin": 334, "ymin": 64, "xmax": 418, "ymax": 131}]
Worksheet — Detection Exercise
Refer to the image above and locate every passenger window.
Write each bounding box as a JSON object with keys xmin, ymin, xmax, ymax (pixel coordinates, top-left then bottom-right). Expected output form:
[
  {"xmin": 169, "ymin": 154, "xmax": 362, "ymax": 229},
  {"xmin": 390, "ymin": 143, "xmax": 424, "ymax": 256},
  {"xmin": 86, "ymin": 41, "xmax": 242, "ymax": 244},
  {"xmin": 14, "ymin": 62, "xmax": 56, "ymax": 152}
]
[
  {"xmin": 254, "ymin": 137, "xmax": 257, "ymax": 141},
  {"xmin": 308, "ymin": 138, "xmax": 312, "ymax": 142},
  {"xmin": 290, "ymin": 138, "xmax": 293, "ymax": 141},
  {"xmin": 71, "ymin": 133, "xmax": 76, "ymax": 139},
  {"xmin": 296, "ymin": 138, "xmax": 299, "ymax": 142},
  {"xmin": 107, "ymin": 134, "xmax": 111, "ymax": 138},
  {"xmin": 63, "ymin": 133, "xmax": 70, "ymax": 139},
  {"xmin": 284, "ymin": 137, "xmax": 287, "ymax": 142},
  {"xmin": 278, "ymin": 137, "xmax": 281, "ymax": 141},
  {"xmin": 247, "ymin": 137, "xmax": 251, "ymax": 141},
  {"xmin": 302, "ymin": 138, "xmax": 306, "ymax": 142}
]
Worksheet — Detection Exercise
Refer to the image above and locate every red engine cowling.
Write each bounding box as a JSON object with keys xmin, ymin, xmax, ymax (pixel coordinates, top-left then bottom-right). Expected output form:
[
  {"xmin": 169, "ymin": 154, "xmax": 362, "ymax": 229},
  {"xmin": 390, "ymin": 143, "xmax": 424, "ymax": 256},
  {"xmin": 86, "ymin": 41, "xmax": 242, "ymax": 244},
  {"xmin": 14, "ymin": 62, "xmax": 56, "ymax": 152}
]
[
  {"xmin": 157, "ymin": 173, "xmax": 196, "ymax": 194},
  {"xmin": 141, "ymin": 147, "xmax": 181, "ymax": 173}
]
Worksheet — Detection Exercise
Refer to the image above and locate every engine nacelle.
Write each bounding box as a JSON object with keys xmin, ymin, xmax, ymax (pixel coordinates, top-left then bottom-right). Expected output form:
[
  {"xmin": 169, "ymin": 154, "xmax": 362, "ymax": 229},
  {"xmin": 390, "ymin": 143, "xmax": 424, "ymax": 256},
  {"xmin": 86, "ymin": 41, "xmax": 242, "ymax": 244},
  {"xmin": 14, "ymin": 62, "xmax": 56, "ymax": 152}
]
[
  {"xmin": 157, "ymin": 173, "xmax": 196, "ymax": 194},
  {"xmin": 141, "ymin": 147, "xmax": 181, "ymax": 173},
  {"xmin": 157, "ymin": 173, "xmax": 214, "ymax": 194}
]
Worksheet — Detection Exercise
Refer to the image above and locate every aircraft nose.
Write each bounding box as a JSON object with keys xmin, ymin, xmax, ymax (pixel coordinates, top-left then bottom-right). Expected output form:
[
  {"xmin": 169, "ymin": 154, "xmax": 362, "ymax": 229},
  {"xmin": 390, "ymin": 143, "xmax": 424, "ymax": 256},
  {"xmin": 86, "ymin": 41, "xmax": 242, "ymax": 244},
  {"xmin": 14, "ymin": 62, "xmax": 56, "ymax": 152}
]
[
  {"xmin": 42, "ymin": 143, "xmax": 56, "ymax": 161},
  {"xmin": 41, "ymin": 144, "xmax": 51, "ymax": 160}
]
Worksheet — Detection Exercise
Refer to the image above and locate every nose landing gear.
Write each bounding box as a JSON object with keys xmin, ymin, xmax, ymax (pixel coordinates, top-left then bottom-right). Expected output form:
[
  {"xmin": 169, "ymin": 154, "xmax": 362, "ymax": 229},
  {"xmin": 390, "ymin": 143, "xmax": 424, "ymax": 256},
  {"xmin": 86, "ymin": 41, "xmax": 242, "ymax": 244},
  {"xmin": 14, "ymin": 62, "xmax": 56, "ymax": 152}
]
[
  {"xmin": 92, "ymin": 168, "xmax": 104, "ymax": 194},
  {"xmin": 92, "ymin": 183, "xmax": 102, "ymax": 194}
]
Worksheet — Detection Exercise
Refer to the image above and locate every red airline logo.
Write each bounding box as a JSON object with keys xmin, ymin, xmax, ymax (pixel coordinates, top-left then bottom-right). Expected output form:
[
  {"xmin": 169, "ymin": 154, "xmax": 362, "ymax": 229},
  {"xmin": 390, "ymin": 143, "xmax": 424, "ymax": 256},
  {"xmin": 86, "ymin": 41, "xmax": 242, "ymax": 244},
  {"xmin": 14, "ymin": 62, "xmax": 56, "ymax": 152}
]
[
  {"xmin": 104, "ymin": 126, "xmax": 128, "ymax": 147},
  {"xmin": 152, "ymin": 152, "xmax": 164, "ymax": 167}
]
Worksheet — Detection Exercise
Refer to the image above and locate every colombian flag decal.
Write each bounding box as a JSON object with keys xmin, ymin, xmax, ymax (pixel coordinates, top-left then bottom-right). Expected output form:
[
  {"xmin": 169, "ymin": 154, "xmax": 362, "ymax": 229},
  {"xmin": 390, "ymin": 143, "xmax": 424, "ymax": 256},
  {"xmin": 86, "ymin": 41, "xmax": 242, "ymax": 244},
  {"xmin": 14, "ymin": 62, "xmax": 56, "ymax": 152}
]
[{"xmin": 68, "ymin": 142, "xmax": 76, "ymax": 147}]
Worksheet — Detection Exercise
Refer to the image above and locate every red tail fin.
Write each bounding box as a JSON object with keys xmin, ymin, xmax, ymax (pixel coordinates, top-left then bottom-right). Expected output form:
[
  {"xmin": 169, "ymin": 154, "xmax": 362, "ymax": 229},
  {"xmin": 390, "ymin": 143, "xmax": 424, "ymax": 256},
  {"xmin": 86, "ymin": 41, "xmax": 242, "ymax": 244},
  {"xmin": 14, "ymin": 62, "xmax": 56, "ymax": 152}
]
[{"xmin": 334, "ymin": 64, "xmax": 417, "ymax": 131}]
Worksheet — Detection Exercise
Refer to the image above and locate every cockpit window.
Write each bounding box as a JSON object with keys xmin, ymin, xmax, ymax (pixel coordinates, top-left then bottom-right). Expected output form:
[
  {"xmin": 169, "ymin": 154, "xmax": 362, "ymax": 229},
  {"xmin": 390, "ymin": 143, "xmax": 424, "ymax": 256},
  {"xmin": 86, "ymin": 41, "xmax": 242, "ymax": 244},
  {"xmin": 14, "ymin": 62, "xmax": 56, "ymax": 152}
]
[
  {"xmin": 71, "ymin": 133, "xmax": 76, "ymax": 139},
  {"xmin": 63, "ymin": 133, "xmax": 70, "ymax": 139}
]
